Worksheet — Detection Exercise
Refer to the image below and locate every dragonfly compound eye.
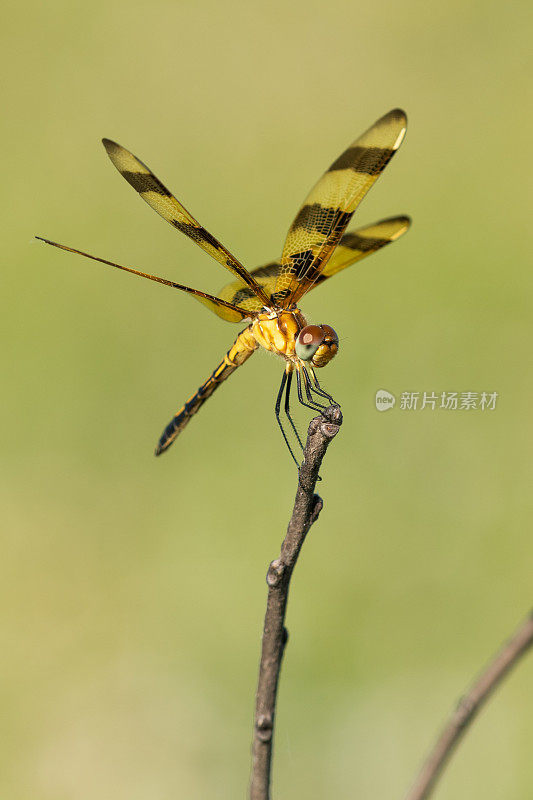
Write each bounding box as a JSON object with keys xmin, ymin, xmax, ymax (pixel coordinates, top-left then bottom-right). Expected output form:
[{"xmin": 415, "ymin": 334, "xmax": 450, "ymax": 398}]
[
  {"xmin": 295, "ymin": 325, "xmax": 326, "ymax": 361},
  {"xmin": 310, "ymin": 324, "xmax": 339, "ymax": 368}
]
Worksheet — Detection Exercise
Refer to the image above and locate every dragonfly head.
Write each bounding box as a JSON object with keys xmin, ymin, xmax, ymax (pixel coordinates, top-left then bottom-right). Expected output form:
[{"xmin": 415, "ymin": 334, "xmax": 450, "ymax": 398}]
[{"xmin": 295, "ymin": 324, "xmax": 339, "ymax": 368}]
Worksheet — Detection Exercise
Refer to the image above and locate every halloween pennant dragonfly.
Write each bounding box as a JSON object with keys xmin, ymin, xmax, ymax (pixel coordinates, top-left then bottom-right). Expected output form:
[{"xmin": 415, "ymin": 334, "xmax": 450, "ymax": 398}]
[{"xmin": 37, "ymin": 108, "xmax": 410, "ymax": 465}]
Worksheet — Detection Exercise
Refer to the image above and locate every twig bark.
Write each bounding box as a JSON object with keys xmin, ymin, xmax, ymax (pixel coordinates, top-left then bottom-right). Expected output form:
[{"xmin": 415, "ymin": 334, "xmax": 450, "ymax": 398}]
[
  {"xmin": 250, "ymin": 405, "xmax": 343, "ymax": 800},
  {"xmin": 405, "ymin": 609, "xmax": 533, "ymax": 800}
]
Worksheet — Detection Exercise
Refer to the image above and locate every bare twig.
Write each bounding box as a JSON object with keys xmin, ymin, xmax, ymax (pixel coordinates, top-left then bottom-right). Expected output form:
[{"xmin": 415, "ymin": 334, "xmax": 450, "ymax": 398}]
[
  {"xmin": 250, "ymin": 405, "xmax": 343, "ymax": 800},
  {"xmin": 405, "ymin": 609, "xmax": 533, "ymax": 800}
]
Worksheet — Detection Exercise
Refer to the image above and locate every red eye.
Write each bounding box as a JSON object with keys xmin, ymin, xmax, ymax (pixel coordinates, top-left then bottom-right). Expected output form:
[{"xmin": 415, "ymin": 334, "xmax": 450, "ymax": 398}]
[
  {"xmin": 299, "ymin": 325, "xmax": 324, "ymax": 347},
  {"xmin": 295, "ymin": 325, "xmax": 326, "ymax": 361}
]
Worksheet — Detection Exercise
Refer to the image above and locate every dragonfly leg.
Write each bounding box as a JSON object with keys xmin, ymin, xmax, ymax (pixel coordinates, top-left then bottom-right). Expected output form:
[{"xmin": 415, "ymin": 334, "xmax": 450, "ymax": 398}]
[
  {"xmin": 294, "ymin": 367, "xmax": 326, "ymax": 481},
  {"xmin": 275, "ymin": 369, "xmax": 301, "ymax": 469},
  {"xmin": 302, "ymin": 367, "xmax": 329, "ymax": 410},
  {"xmin": 296, "ymin": 366, "xmax": 325, "ymax": 413},
  {"xmin": 283, "ymin": 368, "xmax": 305, "ymax": 452},
  {"xmin": 306, "ymin": 365, "xmax": 336, "ymax": 405}
]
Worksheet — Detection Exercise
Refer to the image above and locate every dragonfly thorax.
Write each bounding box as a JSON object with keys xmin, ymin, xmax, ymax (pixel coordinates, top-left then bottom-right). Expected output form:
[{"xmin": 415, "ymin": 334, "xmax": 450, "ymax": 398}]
[{"xmin": 250, "ymin": 309, "xmax": 338, "ymax": 368}]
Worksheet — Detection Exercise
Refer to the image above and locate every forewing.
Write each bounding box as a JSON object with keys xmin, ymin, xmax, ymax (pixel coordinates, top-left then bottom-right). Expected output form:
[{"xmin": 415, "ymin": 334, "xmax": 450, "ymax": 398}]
[
  {"xmin": 102, "ymin": 139, "xmax": 270, "ymax": 304},
  {"xmin": 275, "ymin": 109, "xmax": 407, "ymax": 305},
  {"xmin": 35, "ymin": 236, "xmax": 251, "ymax": 323}
]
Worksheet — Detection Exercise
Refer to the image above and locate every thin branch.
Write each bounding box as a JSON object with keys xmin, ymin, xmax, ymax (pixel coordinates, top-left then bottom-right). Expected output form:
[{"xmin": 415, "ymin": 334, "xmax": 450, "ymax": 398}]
[
  {"xmin": 250, "ymin": 405, "xmax": 343, "ymax": 800},
  {"xmin": 405, "ymin": 609, "xmax": 533, "ymax": 800}
]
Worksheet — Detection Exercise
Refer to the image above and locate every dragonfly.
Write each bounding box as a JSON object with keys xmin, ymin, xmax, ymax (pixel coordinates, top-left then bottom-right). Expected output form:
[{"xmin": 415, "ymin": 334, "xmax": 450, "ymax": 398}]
[{"xmin": 37, "ymin": 108, "xmax": 410, "ymax": 465}]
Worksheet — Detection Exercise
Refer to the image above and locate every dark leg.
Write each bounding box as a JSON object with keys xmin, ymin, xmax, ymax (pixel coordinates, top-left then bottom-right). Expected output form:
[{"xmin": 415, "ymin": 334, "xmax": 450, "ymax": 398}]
[
  {"xmin": 283, "ymin": 370, "xmax": 305, "ymax": 452},
  {"xmin": 306, "ymin": 365, "xmax": 336, "ymax": 404},
  {"xmin": 302, "ymin": 368, "xmax": 329, "ymax": 409},
  {"xmin": 296, "ymin": 368, "xmax": 325, "ymax": 413},
  {"xmin": 275, "ymin": 370, "xmax": 301, "ymax": 469},
  {"xmin": 294, "ymin": 369, "xmax": 324, "ymax": 482}
]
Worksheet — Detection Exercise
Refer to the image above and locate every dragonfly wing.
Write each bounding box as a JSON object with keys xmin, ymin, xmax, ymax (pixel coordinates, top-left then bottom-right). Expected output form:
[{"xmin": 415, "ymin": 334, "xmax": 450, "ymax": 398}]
[
  {"xmin": 312, "ymin": 215, "xmax": 411, "ymax": 287},
  {"xmin": 218, "ymin": 215, "xmax": 410, "ymax": 304},
  {"xmin": 217, "ymin": 261, "xmax": 280, "ymax": 314},
  {"xmin": 36, "ymin": 237, "xmax": 251, "ymax": 322},
  {"xmin": 275, "ymin": 109, "xmax": 407, "ymax": 306},
  {"xmin": 155, "ymin": 326, "xmax": 258, "ymax": 455},
  {"xmin": 102, "ymin": 139, "xmax": 270, "ymax": 305}
]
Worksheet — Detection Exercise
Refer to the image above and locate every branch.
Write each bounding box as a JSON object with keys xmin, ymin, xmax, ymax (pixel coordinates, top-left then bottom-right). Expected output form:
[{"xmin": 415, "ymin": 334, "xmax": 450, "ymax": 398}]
[
  {"xmin": 250, "ymin": 405, "xmax": 343, "ymax": 800},
  {"xmin": 405, "ymin": 609, "xmax": 533, "ymax": 800}
]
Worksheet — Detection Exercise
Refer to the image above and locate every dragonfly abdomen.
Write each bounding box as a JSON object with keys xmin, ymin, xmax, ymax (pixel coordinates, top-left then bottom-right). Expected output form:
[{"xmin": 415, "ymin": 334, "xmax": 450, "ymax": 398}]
[{"xmin": 154, "ymin": 327, "xmax": 258, "ymax": 456}]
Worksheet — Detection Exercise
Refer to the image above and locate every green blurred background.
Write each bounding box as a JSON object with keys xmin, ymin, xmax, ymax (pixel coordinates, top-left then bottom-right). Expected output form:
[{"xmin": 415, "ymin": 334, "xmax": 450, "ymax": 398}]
[{"xmin": 3, "ymin": 0, "xmax": 532, "ymax": 797}]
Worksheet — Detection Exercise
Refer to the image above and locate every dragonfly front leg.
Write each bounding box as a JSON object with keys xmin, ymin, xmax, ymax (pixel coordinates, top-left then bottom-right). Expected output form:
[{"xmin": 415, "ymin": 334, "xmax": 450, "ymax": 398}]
[
  {"xmin": 306, "ymin": 364, "xmax": 336, "ymax": 405},
  {"xmin": 302, "ymin": 368, "xmax": 330, "ymax": 410},
  {"xmin": 295, "ymin": 365, "xmax": 325, "ymax": 413}
]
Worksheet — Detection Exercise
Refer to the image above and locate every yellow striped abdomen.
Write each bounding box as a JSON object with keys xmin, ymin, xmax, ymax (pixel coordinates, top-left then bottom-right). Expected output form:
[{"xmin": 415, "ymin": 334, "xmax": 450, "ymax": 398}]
[{"xmin": 155, "ymin": 326, "xmax": 258, "ymax": 455}]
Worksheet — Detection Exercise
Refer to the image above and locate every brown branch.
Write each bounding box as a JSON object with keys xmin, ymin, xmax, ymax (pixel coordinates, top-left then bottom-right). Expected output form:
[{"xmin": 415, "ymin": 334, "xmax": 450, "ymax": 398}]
[
  {"xmin": 249, "ymin": 405, "xmax": 343, "ymax": 800},
  {"xmin": 405, "ymin": 609, "xmax": 533, "ymax": 800}
]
